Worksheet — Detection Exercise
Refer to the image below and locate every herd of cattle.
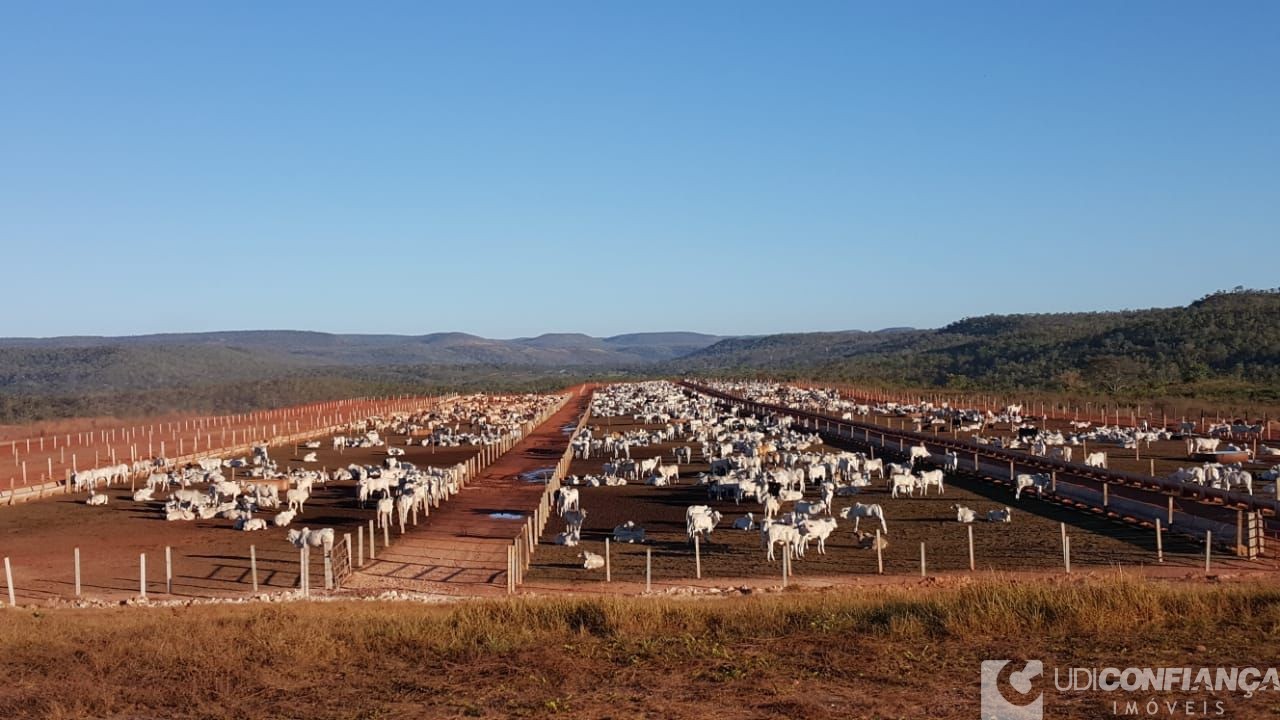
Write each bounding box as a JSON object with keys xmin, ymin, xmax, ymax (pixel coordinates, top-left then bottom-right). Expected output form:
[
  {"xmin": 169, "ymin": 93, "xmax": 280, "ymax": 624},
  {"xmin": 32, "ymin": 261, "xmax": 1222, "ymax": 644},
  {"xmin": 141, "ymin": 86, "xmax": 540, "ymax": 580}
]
[
  {"xmin": 549, "ymin": 381, "xmax": 1015, "ymax": 567},
  {"xmin": 712, "ymin": 380, "xmax": 1280, "ymax": 497},
  {"xmin": 44, "ymin": 378, "xmax": 1279, "ymax": 580},
  {"xmin": 65, "ymin": 393, "xmax": 564, "ymax": 558}
]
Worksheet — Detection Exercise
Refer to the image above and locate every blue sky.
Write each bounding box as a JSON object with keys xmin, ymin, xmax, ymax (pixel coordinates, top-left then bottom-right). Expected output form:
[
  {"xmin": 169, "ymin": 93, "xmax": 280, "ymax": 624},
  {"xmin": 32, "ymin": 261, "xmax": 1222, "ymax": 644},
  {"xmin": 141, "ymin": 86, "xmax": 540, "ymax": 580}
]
[{"xmin": 2, "ymin": 1, "xmax": 1277, "ymax": 338}]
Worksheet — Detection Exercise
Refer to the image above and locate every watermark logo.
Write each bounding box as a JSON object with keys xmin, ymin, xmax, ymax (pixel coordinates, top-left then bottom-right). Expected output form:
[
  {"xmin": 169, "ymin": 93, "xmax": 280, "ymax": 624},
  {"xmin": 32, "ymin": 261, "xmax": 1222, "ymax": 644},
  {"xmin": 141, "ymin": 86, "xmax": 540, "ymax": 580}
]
[{"xmin": 982, "ymin": 660, "xmax": 1044, "ymax": 720}]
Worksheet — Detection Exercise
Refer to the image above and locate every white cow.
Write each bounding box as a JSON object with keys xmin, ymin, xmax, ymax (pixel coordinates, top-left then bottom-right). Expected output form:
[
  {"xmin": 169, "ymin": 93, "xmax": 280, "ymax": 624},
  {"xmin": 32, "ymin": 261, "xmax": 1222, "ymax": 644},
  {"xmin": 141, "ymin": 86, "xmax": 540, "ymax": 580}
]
[
  {"xmin": 889, "ymin": 473, "xmax": 915, "ymax": 498},
  {"xmin": 761, "ymin": 521, "xmax": 801, "ymax": 561},
  {"xmin": 287, "ymin": 527, "xmax": 335, "ymax": 555},
  {"xmin": 1188, "ymin": 437, "xmax": 1221, "ymax": 455},
  {"xmin": 1014, "ymin": 473, "xmax": 1051, "ymax": 500},
  {"xmin": 376, "ymin": 496, "xmax": 394, "ymax": 528},
  {"xmin": 655, "ymin": 464, "xmax": 680, "ymax": 485},
  {"xmin": 611, "ymin": 521, "xmax": 646, "ymax": 543},
  {"xmin": 685, "ymin": 505, "xmax": 723, "ymax": 542},
  {"xmin": 953, "ymin": 504, "xmax": 977, "ymax": 523},
  {"xmin": 286, "ymin": 488, "xmax": 309, "ymax": 514},
  {"xmin": 839, "ymin": 503, "xmax": 887, "ymax": 533},
  {"xmin": 555, "ymin": 487, "xmax": 580, "ymax": 516},
  {"xmin": 1085, "ymin": 452, "xmax": 1108, "ymax": 469},
  {"xmin": 798, "ymin": 517, "xmax": 838, "ymax": 555},
  {"xmin": 915, "ymin": 469, "xmax": 945, "ymax": 495},
  {"xmin": 236, "ymin": 517, "xmax": 268, "ymax": 532}
]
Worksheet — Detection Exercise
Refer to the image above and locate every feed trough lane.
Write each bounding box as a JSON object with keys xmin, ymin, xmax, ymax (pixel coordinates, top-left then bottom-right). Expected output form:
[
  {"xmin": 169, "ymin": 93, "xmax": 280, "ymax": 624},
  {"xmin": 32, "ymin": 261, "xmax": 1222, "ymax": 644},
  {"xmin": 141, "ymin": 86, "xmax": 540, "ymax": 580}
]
[
  {"xmin": 352, "ymin": 387, "xmax": 591, "ymax": 595},
  {"xmin": 683, "ymin": 382, "xmax": 1279, "ymax": 552}
]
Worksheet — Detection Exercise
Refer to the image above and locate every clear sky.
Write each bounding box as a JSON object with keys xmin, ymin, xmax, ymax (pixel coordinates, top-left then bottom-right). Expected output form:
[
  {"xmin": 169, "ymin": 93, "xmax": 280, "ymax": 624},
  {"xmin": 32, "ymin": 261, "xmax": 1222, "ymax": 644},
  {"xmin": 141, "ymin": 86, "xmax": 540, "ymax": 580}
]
[{"xmin": 2, "ymin": 1, "xmax": 1277, "ymax": 338}]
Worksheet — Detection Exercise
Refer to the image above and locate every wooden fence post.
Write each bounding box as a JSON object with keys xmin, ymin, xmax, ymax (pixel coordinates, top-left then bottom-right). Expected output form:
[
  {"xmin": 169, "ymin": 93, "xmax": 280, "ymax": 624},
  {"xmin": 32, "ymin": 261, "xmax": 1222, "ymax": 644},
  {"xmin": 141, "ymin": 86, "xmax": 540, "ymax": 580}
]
[
  {"xmin": 139, "ymin": 553, "xmax": 147, "ymax": 600},
  {"xmin": 694, "ymin": 535, "xmax": 701, "ymax": 579},
  {"xmin": 250, "ymin": 545, "xmax": 259, "ymax": 593},
  {"xmin": 300, "ymin": 547, "xmax": 309, "ymax": 596},
  {"xmin": 74, "ymin": 547, "xmax": 81, "ymax": 597},
  {"xmin": 4, "ymin": 557, "xmax": 14, "ymax": 606},
  {"xmin": 1060, "ymin": 523, "xmax": 1068, "ymax": 570},
  {"xmin": 1155, "ymin": 519, "xmax": 1163, "ymax": 562},
  {"xmin": 967, "ymin": 526, "xmax": 975, "ymax": 571},
  {"xmin": 165, "ymin": 546, "xmax": 173, "ymax": 594},
  {"xmin": 875, "ymin": 529, "xmax": 883, "ymax": 574},
  {"xmin": 645, "ymin": 548, "xmax": 652, "ymax": 593},
  {"xmin": 919, "ymin": 542, "xmax": 926, "ymax": 577},
  {"xmin": 605, "ymin": 538, "xmax": 611, "ymax": 583}
]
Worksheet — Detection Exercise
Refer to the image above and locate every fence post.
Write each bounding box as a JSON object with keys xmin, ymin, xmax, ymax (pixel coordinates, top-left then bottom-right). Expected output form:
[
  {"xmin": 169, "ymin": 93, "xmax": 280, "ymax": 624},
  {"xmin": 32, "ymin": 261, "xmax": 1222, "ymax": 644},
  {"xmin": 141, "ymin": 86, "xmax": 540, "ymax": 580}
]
[
  {"xmin": 694, "ymin": 535, "xmax": 701, "ymax": 579},
  {"xmin": 324, "ymin": 552, "xmax": 333, "ymax": 591},
  {"xmin": 357, "ymin": 525, "xmax": 364, "ymax": 566},
  {"xmin": 4, "ymin": 557, "xmax": 14, "ymax": 606},
  {"xmin": 919, "ymin": 542, "xmax": 926, "ymax": 577},
  {"xmin": 645, "ymin": 548, "xmax": 652, "ymax": 593},
  {"xmin": 250, "ymin": 545, "xmax": 259, "ymax": 593},
  {"xmin": 1064, "ymin": 535, "xmax": 1072, "ymax": 574},
  {"xmin": 139, "ymin": 553, "xmax": 147, "ymax": 600},
  {"xmin": 1205, "ymin": 530, "xmax": 1212, "ymax": 574},
  {"xmin": 875, "ymin": 529, "xmax": 883, "ymax": 574},
  {"xmin": 300, "ymin": 547, "xmax": 309, "ymax": 596},
  {"xmin": 342, "ymin": 533, "xmax": 353, "ymax": 585},
  {"xmin": 369, "ymin": 520, "xmax": 377, "ymax": 560},
  {"xmin": 1060, "ymin": 523, "xmax": 1068, "ymax": 571},
  {"xmin": 74, "ymin": 547, "xmax": 81, "ymax": 597},
  {"xmin": 165, "ymin": 546, "xmax": 173, "ymax": 594},
  {"xmin": 1155, "ymin": 519, "xmax": 1163, "ymax": 562},
  {"xmin": 967, "ymin": 526, "xmax": 975, "ymax": 571},
  {"xmin": 605, "ymin": 538, "xmax": 611, "ymax": 583}
]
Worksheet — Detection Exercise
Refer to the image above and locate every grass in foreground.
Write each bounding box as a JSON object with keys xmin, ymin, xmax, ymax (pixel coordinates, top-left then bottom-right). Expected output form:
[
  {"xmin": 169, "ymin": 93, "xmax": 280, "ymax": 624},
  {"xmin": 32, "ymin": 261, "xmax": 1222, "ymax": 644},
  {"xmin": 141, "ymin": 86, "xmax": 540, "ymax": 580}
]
[{"xmin": 2, "ymin": 578, "xmax": 1279, "ymax": 719}]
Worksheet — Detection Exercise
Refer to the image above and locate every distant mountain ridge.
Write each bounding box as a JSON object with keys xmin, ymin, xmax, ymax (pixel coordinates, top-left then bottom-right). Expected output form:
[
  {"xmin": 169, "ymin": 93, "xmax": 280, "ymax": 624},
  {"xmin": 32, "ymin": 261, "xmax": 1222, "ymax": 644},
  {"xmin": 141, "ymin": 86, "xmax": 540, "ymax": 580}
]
[
  {"xmin": 0, "ymin": 331, "xmax": 728, "ymax": 395},
  {"xmin": 2, "ymin": 290, "xmax": 1278, "ymax": 418}
]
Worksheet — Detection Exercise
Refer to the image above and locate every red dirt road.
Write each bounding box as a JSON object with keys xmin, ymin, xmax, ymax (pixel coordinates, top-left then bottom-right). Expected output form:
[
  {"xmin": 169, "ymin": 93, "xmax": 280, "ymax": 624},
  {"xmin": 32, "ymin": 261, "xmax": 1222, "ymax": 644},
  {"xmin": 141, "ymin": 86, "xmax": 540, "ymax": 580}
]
[{"xmin": 346, "ymin": 387, "xmax": 592, "ymax": 596}]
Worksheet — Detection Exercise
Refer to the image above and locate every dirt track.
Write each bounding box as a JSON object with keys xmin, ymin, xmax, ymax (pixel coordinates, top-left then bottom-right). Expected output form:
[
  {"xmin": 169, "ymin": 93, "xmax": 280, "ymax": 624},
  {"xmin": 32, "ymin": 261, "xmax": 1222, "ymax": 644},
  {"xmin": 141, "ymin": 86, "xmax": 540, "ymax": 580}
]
[{"xmin": 345, "ymin": 387, "xmax": 592, "ymax": 596}]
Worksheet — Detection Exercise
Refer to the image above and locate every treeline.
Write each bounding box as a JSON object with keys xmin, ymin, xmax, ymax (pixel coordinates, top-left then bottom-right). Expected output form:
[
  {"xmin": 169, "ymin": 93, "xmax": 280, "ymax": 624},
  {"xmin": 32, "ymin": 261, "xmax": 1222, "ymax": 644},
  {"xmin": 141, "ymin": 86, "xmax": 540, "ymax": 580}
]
[
  {"xmin": 0, "ymin": 366, "xmax": 630, "ymax": 424},
  {"xmin": 4, "ymin": 289, "xmax": 1277, "ymax": 424},
  {"xmin": 675, "ymin": 289, "xmax": 1280, "ymax": 407}
]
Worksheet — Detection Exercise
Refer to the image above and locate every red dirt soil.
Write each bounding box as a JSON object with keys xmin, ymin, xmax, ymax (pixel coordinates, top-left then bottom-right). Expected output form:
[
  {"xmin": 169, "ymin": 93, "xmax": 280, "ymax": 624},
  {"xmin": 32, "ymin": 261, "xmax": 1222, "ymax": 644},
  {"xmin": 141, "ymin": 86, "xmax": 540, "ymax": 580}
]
[{"xmin": 346, "ymin": 387, "xmax": 592, "ymax": 596}]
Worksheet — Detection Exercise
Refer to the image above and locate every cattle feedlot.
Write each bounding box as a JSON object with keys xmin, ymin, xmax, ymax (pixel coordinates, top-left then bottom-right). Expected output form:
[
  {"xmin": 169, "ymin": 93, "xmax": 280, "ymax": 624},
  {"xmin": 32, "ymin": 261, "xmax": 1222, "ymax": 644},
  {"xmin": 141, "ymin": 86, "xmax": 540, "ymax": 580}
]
[
  {"xmin": 3, "ymin": 380, "xmax": 1279, "ymax": 719},
  {"xmin": 7, "ymin": 7, "xmax": 1280, "ymax": 717},
  {"xmin": 5, "ymin": 380, "xmax": 1276, "ymax": 610}
]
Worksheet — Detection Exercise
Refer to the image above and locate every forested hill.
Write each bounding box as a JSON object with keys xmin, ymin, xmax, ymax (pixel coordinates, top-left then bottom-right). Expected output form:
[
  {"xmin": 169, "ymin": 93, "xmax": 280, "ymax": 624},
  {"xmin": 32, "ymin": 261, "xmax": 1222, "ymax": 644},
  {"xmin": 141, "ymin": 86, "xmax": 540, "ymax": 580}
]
[
  {"xmin": 1, "ymin": 290, "xmax": 1277, "ymax": 423},
  {"xmin": 671, "ymin": 289, "xmax": 1280, "ymax": 402}
]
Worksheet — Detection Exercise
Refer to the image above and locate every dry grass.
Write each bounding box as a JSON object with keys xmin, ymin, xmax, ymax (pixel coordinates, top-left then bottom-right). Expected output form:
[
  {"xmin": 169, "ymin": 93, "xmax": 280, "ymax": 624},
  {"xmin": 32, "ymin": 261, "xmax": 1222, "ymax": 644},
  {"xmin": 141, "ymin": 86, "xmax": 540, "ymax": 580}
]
[{"xmin": 2, "ymin": 579, "xmax": 1280, "ymax": 719}]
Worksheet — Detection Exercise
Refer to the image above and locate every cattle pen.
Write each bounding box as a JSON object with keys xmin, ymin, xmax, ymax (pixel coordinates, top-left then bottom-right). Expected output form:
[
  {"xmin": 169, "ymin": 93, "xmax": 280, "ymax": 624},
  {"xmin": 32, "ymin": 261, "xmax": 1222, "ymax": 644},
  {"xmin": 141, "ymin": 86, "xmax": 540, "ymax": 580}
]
[{"xmin": 682, "ymin": 381, "xmax": 1276, "ymax": 559}]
